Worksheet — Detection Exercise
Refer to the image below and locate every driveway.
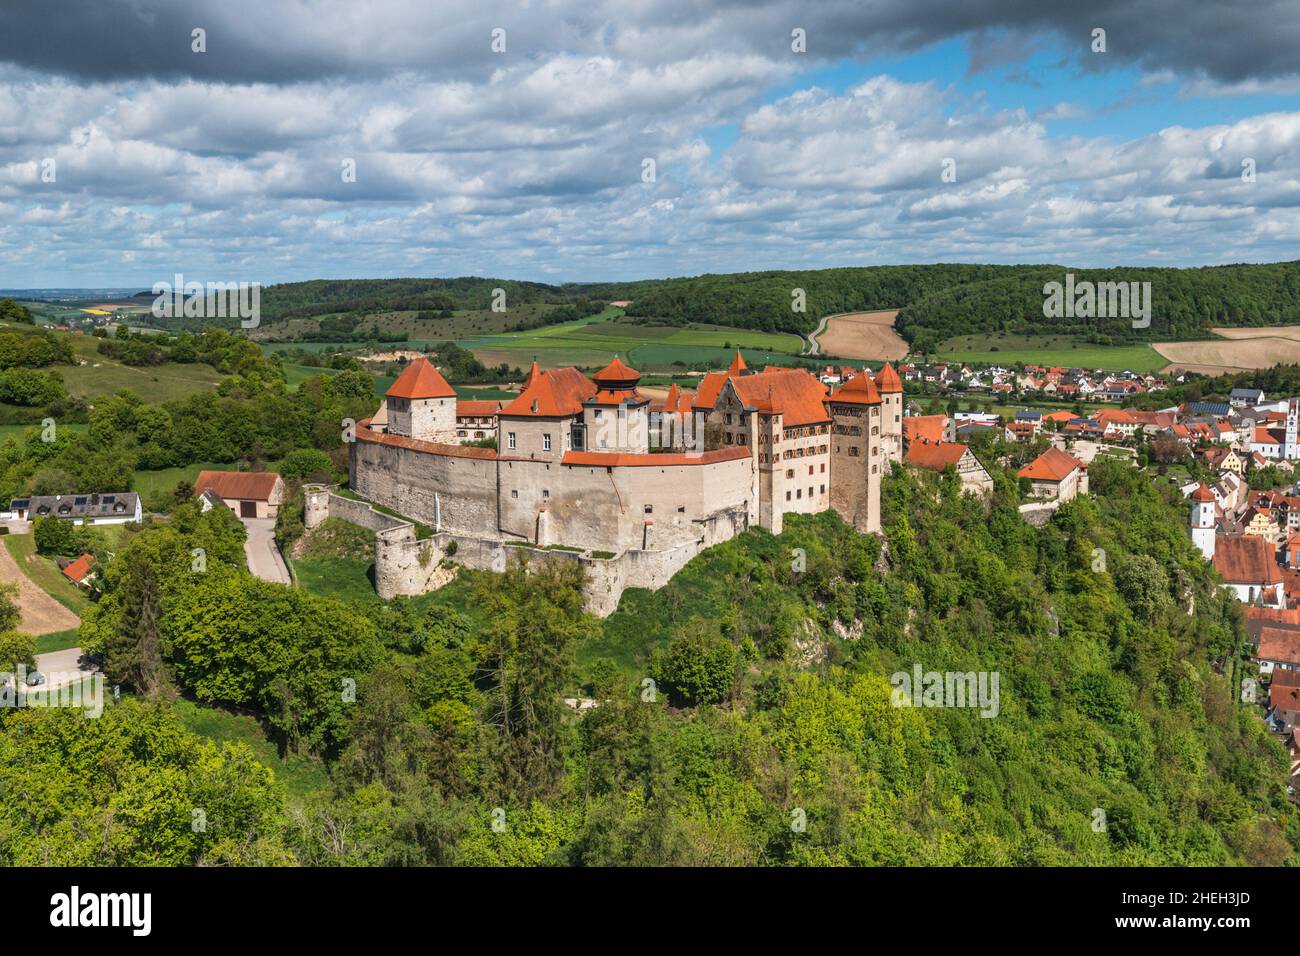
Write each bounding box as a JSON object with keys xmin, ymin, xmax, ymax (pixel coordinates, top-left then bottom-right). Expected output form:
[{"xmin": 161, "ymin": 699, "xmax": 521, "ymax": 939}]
[
  {"xmin": 32, "ymin": 646, "xmax": 97, "ymax": 691},
  {"xmin": 0, "ymin": 534, "xmax": 80, "ymax": 635},
  {"xmin": 242, "ymin": 518, "xmax": 291, "ymax": 584}
]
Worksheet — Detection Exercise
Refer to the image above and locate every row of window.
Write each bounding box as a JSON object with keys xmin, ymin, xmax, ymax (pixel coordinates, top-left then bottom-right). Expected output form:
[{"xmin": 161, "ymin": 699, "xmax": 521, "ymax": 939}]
[{"xmin": 784, "ymin": 485, "xmax": 826, "ymax": 501}]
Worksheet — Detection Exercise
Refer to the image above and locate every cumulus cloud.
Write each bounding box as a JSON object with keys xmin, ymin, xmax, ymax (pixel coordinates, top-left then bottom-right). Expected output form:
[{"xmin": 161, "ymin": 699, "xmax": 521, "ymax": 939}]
[{"xmin": 1, "ymin": 0, "xmax": 1299, "ymax": 284}]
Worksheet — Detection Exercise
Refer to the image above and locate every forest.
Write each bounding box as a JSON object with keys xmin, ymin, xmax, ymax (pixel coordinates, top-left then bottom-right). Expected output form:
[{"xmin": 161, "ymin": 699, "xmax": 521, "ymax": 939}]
[
  {"xmin": 0, "ymin": 439, "xmax": 1289, "ymax": 866},
  {"xmin": 209, "ymin": 261, "xmax": 1300, "ymax": 350}
]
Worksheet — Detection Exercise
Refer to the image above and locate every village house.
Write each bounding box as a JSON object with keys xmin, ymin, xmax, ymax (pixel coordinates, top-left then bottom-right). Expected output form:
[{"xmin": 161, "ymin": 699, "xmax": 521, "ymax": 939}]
[
  {"xmin": 1018, "ymin": 447, "xmax": 1088, "ymax": 502},
  {"xmin": 8, "ymin": 492, "xmax": 142, "ymax": 524},
  {"xmin": 905, "ymin": 439, "xmax": 994, "ymax": 496},
  {"xmin": 194, "ymin": 471, "xmax": 286, "ymax": 519}
]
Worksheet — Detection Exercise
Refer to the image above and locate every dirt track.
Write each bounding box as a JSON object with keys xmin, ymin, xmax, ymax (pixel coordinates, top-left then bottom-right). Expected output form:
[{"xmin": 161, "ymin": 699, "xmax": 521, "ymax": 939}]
[
  {"xmin": 810, "ymin": 310, "xmax": 908, "ymax": 361},
  {"xmin": 0, "ymin": 540, "xmax": 80, "ymax": 635}
]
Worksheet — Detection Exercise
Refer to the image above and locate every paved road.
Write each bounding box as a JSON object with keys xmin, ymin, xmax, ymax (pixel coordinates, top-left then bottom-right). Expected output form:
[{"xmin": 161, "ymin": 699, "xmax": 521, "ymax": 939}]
[
  {"xmin": 242, "ymin": 518, "xmax": 291, "ymax": 584},
  {"xmin": 32, "ymin": 646, "xmax": 97, "ymax": 691},
  {"xmin": 0, "ymin": 532, "xmax": 80, "ymax": 635}
]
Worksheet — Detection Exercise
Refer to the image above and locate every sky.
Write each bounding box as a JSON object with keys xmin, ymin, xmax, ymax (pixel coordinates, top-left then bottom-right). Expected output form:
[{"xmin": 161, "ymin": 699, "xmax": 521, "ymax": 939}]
[{"xmin": 1, "ymin": 0, "xmax": 1298, "ymax": 288}]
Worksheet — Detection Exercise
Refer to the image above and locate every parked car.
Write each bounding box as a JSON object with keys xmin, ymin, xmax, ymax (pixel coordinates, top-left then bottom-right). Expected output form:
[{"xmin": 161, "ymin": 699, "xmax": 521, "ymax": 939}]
[{"xmin": 25, "ymin": 670, "xmax": 44, "ymax": 686}]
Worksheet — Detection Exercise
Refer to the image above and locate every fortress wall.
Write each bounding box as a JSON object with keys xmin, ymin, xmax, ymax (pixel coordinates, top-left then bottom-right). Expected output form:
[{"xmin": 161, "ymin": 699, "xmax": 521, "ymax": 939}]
[{"xmin": 350, "ymin": 438, "xmax": 497, "ymax": 535}]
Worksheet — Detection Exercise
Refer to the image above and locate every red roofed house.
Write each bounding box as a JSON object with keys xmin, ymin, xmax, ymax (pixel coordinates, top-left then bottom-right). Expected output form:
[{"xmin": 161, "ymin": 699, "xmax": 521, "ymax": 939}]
[
  {"xmin": 455, "ymin": 399, "xmax": 503, "ymax": 442},
  {"xmin": 905, "ymin": 440, "xmax": 994, "ymax": 496},
  {"xmin": 195, "ymin": 471, "xmax": 287, "ymax": 519},
  {"xmin": 60, "ymin": 553, "xmax": 96, "ymax": 591},
  {"xmin": 903, "ymin": 414, "xmax": 952, "ymax": 446},
  {"xmin": 1018, "ymin": 447, "xmax": 1088, "ymax": 502},
  {"xmin": 1212, "ymin": 534, "xmax": 1285, "ymax": 607},
  {"xmin": 1258, "ymin": 624, "xmax": 1300, "ymax": 677}
]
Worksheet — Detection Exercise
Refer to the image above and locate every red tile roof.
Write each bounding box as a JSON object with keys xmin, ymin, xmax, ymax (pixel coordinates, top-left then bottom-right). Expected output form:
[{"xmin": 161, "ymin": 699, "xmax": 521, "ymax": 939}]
[
  {"xmin": 1270, "ymin": 680, "xmax": 1300, "ymax": 712},
  {"xmin": 1213, "ymin": 535, "xmax": 1283, "ymax": 585},
  {"xmin": 194, "ymin": 470, "xmax": 283, "ymax": 501},
  {"xmin": 501, "ymin": 367, "xmax": 597, "ymax": 417},
  {"xmin": 829, "ymin": 370, "xmax": 882, "ymax": 406},
  {"xmin": 593, "ymin": 355, "xmax": 639, "ymax": 383},
  {"xmin": 386, "ymin": 356, "xmax": 456, "ymax": 399},
  {"xmin": 355, "ymin": 419, "xmax": 497, "ymax": 459},
  {"xmin": 730, "ymin": 368, "xmax": 830, "ymax": 427},
  {"xmin": 61, "ymin": 553, "xmax": 95, "ymax": 584},
  {"xmin": 1254, "ymin": 426, "xmax": 1280, "ymax": 445},
  {"xmin": 456, "ymin": 400, "xmax": 502, "ymax": 418},
  {"xmin": 903, "ymin": 415, "xmax": 948, "ymax": 445},
  {"xmin": 693, "ymin": 371, "xmax": 730, "ymax": 410},
  {"xmin": 727, "ymin": 350, "xmax": 748, "ymax": 376},
  {"xmin": 873, "ymin": 362, "xmax": 902, "ymax": 393},
  {"xmin": 1259, "ymin": 626, "xmax": 1300, "ymax": 666},
  {"xmin": 1191, "ymin": 482, "xmax": 1216, "ymax": 503},
  {"xmin": 1018, "ymin": 447, "xmax": 1084, "ymax": 483},
  {"xmin": 1245, "ymin": 606, "xmax": 1300, "ymax": 626},
  {"xmin": 906, "ymin": 441, "xmax": 971, "ymax": 471}
]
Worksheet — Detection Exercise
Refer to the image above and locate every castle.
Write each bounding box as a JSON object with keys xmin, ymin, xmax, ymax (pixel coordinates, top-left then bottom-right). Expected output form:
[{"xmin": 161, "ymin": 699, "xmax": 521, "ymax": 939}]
[{"xmin": 322, "ymin": 350, "xmax": 902, "ymax": 614}]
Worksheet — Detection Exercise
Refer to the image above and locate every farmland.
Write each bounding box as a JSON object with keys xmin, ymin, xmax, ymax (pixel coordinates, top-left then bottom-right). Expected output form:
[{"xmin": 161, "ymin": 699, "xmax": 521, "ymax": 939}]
[
  {"xmin": 1153, "ymin": 326, "xmax": 1300, "ymax": 376},
  {"xmin": 811, "ymin": 310, "xmax": 908, "ymax": 360},
  {"xmin": 934, "ymin": 333, "xmax": 1166, "ymax": 373}
]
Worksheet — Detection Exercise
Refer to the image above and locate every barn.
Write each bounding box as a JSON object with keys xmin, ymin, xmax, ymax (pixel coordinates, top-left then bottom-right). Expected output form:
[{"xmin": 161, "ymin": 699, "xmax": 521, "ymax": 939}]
[{"xmin": 194, "ymin": 471, "xmax": 285, "ymax": 519}]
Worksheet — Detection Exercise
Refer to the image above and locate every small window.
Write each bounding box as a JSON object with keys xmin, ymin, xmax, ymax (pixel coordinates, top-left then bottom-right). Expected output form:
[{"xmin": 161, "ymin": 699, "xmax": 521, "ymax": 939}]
[
  {"xmin": 543, "ymin": 490, "xmax": 549, "ymax": 499},
  {"xmin": 543, "ymin": 433, "xmax": 552, "ymax": 451},
  {"xmin": 796, "ymin": 489, "xmax": 802, "ymax": 499},
  {"xmin": 511, "ymin": 489, "xmax": 518, "ymax": 498},
  {"xmin": 785, "ymin": 491, "xmax": 792, "ymax": 501},
  {"xmin": 644, "ymin": 505, "xmax": 653, "ymax": 514},
  {"xmin": 594, "ymin": 409, "xmax": 603, "ymax": 419},
  {"xmin": 508, "ymin": 432, "xmax": 517, "ymax": 450}
]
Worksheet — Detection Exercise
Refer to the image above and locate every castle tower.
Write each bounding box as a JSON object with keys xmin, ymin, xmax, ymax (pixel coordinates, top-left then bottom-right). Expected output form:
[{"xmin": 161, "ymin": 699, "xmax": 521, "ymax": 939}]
[
  {"xmin": 873, "ymin": 363, "xmax": 904, "ymax": 464},
  {"xmin": 727, "ymin": 349, "xmax": 750, "ymax": 377},
  {"xmin": 1190, "ymin": 482, "xmax": 1216, "ymax": 561},
  {"xmin": 584, "ymin": 355, "xmax": 650, "ymax": 453},
  {"xmin": 827, "ymin": 369, "xmax": 883, "ymax": 534},
  {"xmin": 384, "ymin": 357, "xmax": 457, "ymax": 443}
]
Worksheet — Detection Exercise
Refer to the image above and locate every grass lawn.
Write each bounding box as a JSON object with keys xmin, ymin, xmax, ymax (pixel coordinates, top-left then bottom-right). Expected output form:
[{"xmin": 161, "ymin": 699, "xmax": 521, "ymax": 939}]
[
  {"xmin": 35, "ymin": 627, "xmax": 81, "ymax": 654},
  {"xmin": 291, "ymin": 557, "xmax": 380, "ymax": 605},
  {"xmin": 65, "ymin": 333, "xmax": 226, "ymax": 401},
  {"xmin": 3, "ymin": 534, "xmax": 91, "ymax": 615},
  {"xmin": 0, "ymin": 421, "xmax": 88, "ymax": 443},
  {"xmin": 935, "ymin": 334, "xmax": 1166, "ymax": 373},
  {"xmin": 172, "ymin": 697, "xmax": 331, "ymax": 801},
  {"xmin": 132, "ymin": 460, "xmax": 238, "ymax": 512}
]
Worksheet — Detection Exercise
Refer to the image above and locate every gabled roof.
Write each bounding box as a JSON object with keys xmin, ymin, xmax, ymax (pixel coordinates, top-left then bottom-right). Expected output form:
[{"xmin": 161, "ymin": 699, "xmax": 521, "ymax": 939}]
[
  {"xmin": 61, "ymin": 553, "xmax": 95, "ymax": 584},
  {"xmin": 386, "ymin": 356, "xmax": 456, "ymax": 399},
  {"xmin": 1018, "ymin": 447, "xmax": 1084, "ymax": 482},
  {"xmin": 903, "ymin": 415, "xmax": 948, "ymax": 445},
  {"xmin": 195, "ymin": 470, "xmax": 283, "ymax": 501},
  {"xmin": 501, "ymin": 367, "xmax": 597, "ymax": 418},
  {"xmin": 906, "ymin": 441, "xmax": 971, "ymax": 471},
  {"xmin": 1259, "ymin": 625, "xmax": 1300, "ymax": 666},
  {"xmin": 873, "ymin": 363, "xmax": 902, "ymax": 394},
  {"xmin": 1253, "ymin": 426, "xmax": 1281, "ymax": 445},
  {"xmin": 693, "ymin": 371, "xmax": 730, "ymax": 410},
  {"xmin": 828, "ymin": 370, "xmax": 881, "ymax": 405},
  {"xmin": 1213, "ymin": 535, "xmax": 1283, "ymax": 585}
]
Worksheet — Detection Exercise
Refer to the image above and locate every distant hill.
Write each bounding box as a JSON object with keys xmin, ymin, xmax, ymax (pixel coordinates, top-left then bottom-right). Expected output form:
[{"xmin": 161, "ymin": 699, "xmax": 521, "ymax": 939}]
[{"xmin": 134, "ymin": 260, "xmax": 1300, "ymax": 347}]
